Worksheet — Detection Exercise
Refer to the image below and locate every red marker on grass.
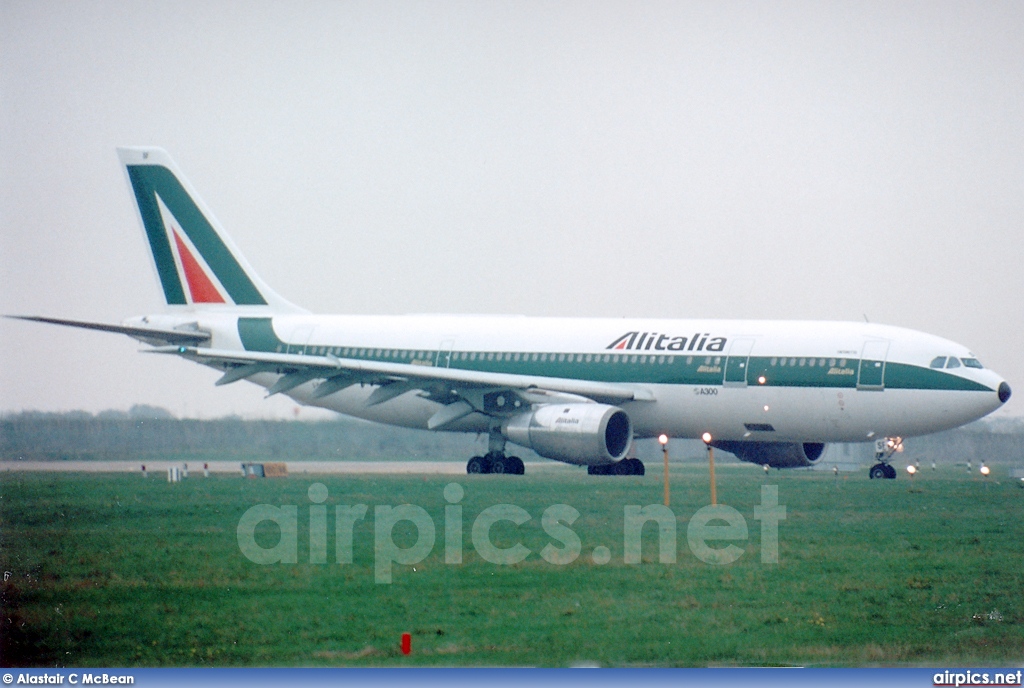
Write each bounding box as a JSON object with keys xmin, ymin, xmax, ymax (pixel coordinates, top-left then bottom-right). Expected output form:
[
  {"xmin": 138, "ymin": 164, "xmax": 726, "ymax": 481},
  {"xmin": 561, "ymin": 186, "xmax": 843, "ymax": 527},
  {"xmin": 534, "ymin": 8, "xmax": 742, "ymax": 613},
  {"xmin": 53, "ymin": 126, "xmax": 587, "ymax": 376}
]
[{"xmin": 401, "ymin": 632, "xmax": 411, "ymax": 655}]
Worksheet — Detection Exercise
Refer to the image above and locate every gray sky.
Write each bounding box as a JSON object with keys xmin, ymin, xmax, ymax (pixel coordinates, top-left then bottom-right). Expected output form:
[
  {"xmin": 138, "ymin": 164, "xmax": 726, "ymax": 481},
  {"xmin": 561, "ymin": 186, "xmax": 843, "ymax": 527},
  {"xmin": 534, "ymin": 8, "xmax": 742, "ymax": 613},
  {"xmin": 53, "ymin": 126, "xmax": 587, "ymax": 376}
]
[{"xmin": 2, "ymin": 1, "xmax": 1023, "ymax": 420}]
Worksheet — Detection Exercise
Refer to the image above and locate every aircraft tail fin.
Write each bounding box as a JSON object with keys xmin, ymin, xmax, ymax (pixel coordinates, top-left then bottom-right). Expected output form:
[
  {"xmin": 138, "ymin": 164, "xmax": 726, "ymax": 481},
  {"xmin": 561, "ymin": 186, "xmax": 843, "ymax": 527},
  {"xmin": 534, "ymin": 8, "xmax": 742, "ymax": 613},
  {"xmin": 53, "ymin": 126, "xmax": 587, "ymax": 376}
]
[{"xmin": 117, "ymin": 147, "xmax": 303, "ymax": 312}]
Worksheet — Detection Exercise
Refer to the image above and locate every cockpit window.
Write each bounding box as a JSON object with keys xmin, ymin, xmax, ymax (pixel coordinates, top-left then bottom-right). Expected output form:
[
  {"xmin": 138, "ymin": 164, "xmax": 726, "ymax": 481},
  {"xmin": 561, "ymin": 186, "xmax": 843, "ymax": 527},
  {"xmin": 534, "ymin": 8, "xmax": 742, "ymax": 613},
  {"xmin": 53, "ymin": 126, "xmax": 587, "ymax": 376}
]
[
  {"xmin": 962, "ymin": 358, "xmax": 984, "ymax": 369},
  {"xmin": 946, "ymin": 357, "xmax": 961, "ymax": 369},
  {"xmin": 930, "ymin": 356, "xmax": 946, "ymax": 369}
]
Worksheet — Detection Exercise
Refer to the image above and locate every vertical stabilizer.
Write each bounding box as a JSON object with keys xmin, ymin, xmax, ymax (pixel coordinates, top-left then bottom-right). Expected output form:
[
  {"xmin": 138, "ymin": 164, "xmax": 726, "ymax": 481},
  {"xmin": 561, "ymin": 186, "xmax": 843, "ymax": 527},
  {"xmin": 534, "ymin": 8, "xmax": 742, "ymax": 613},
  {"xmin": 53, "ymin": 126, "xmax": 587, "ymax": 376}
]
[{"xmin": 117, "ymin": 147, "xmax": 303, "ymax": 312}]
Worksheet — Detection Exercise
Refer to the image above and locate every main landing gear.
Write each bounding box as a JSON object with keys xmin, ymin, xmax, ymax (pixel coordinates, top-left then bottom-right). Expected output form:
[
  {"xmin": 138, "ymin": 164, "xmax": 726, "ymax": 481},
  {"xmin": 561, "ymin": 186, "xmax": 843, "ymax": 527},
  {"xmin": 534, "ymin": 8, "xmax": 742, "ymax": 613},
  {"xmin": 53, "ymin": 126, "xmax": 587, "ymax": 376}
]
[
  {"xmin": 588, "ymin": 458, "xmax": 645, "ymax": 476},
  {"xmin": 466, "ymin": 453, "xmax": 525, "ymax": 475},
  {"xmin": 466, "ymin": 428, "xmax": 525, "ymax": 475}
]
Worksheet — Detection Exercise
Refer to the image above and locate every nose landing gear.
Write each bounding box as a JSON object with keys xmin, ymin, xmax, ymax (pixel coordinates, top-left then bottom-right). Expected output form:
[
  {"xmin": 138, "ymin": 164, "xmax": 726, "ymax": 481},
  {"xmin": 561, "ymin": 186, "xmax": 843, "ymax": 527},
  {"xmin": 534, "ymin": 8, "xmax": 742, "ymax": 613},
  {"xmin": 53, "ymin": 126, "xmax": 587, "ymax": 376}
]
[
  {"xmin": 869, "ymin": 463, "xmax": 897, "ymax": 480},
  {"xmin": 868, "ymin": 436, "xmax": 902, "ymax": 480}
]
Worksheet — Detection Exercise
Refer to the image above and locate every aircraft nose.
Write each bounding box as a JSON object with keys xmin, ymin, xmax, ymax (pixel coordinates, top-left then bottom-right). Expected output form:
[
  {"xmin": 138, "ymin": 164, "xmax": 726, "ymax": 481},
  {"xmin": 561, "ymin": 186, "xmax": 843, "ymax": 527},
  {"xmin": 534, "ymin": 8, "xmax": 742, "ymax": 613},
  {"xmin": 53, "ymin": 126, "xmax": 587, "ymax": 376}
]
[{"xmin": 998, "ymin": 381, "xmax": 1012, "ymax": 404}]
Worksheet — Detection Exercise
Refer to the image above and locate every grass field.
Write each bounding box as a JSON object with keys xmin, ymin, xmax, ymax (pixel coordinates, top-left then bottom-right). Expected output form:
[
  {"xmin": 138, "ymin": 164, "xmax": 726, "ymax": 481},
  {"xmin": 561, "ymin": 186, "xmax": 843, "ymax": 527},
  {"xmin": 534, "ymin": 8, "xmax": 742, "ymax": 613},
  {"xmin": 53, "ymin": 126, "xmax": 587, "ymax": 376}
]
[{"xmin": 2, "ymin": 464, "xmax": 1023, "ymax": 667}]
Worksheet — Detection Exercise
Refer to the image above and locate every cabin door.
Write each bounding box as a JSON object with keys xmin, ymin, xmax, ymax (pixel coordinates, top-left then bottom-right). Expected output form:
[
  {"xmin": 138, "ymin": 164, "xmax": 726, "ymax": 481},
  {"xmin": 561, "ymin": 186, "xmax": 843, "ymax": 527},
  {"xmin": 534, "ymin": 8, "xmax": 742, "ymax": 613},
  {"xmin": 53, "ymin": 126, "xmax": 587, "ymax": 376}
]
[
  {"xmin": 724, "ymin": 338, "xmax": 755, "ymax": 387},
  {"xmin": 857, "ymin": 340, "xmax": 889, "ymax": 390}
]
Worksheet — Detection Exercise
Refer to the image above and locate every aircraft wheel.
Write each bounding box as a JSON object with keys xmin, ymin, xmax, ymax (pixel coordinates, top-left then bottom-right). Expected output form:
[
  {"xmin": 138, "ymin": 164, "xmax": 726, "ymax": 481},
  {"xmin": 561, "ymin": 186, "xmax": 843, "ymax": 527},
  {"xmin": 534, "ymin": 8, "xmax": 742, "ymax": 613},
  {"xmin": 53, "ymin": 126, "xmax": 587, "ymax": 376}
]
[
  {"xmin": 507, "ymin": 456, "xmax": 525, "ymax": 475},
  {"xmin": 613, "ymin": 460, "xmax": 633, "ymax": 476},
  {"xmin": 869, "ymin": 463, "xmax": 887, "ymax": 480},
  {"xmin": 883, "ymin": 463, "xmax": 897, "ymax": 480},
  {"xmin": 490, "ymin": 455, "xmax": 507, "ymax": 474},
  {"xmin": 628, "ymin": 458, "xmax": 645, "ymax": 476},
  {"xmin": 467, "ymin": 456, "xmax": 490, "ymax": 474},
  {"xmin": 588, "ymin": 464, "xmax": 608, "ymax": 475}
]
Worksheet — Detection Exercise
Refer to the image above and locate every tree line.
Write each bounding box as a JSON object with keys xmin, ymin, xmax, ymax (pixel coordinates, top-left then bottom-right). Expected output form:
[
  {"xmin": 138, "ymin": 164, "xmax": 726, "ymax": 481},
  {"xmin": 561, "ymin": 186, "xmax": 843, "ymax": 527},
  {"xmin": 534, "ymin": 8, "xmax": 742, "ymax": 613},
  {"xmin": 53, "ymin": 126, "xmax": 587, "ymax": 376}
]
[{"xmin": 1, "ymin": 407, "xmax": 1022, "ymax": 465}]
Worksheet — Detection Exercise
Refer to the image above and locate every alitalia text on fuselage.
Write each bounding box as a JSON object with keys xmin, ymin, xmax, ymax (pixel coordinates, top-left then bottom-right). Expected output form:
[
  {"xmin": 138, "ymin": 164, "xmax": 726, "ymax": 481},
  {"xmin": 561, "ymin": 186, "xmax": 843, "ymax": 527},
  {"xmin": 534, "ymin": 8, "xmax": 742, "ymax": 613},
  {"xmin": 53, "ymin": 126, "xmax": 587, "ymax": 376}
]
[{"xmin": 606, "ymin": 331, "xmax": 728, "ymax": 352}]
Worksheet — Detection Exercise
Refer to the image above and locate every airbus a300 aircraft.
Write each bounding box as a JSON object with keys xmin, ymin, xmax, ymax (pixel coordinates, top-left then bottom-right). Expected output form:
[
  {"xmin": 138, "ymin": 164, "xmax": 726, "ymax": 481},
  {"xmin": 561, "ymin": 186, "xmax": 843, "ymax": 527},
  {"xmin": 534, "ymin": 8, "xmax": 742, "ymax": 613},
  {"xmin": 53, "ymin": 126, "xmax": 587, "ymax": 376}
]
[{"xmin": 13, "ymin": 148, "xmax": 1012, "ymax": 478}]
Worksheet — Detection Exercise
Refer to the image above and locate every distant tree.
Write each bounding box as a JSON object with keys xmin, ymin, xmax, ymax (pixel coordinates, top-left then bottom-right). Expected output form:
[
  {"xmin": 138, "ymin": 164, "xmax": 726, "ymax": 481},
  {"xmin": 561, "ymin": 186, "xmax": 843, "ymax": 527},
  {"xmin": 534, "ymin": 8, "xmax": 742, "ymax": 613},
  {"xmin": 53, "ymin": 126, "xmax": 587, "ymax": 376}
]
[{"xmin": 128, "ymin": 404, "xmax": 175, "ymax": 419}]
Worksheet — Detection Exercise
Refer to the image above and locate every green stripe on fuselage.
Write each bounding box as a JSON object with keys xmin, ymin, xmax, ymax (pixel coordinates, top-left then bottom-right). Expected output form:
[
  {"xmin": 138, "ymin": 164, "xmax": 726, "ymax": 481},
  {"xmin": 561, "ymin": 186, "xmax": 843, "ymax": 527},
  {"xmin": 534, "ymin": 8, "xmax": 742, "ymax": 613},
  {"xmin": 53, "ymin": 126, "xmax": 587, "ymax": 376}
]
[
  {"xmin": 884, "ymin": 362, "xmax": 991, "ymax": 392},
  {"xmin": 238, "ymin": 317, "xmax": 286, "ymax": 351},
  {"xmin": 236, "ymin": 318, "xmax": 992, "ymax": 393}
]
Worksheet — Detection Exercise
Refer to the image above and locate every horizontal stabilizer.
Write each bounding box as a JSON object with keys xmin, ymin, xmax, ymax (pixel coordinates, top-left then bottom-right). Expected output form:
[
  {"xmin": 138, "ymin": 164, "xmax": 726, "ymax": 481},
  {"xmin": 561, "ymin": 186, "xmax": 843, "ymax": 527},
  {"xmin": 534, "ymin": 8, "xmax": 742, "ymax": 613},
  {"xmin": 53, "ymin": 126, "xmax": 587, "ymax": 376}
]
[{"xmin": 7, "ymin": 315, "xmax": 210, "ymax": 346}]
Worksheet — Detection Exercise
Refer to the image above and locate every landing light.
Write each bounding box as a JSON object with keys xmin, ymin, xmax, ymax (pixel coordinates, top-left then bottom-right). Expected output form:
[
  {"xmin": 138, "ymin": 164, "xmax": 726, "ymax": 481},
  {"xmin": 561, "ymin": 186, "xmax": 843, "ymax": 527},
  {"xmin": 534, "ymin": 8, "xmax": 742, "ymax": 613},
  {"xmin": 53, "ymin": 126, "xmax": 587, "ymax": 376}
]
[
  {"xmin": 980, "ymin": 465, "xmax": 990, "ymax": 477},
  {"xmin": 658, "ymin": 434, "xmax": 669, "ymax": 446},
  {"xmin": 906, "ymin": 465, "xmax": 917, "ymax": 475},
  {"xmin": 758, "ymin": 375, "xmax": 766, "ymax": 384},
  {"xmin": 701, "ymin": 432, "xmax": 712, "ymax": 444}
]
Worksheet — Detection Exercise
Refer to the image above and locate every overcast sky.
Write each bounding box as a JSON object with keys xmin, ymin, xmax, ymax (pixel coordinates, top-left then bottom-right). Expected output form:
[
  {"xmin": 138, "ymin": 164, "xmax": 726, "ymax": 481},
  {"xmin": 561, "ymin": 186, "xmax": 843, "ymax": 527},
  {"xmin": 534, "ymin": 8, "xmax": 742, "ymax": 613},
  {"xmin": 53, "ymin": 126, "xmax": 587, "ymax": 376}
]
[{"xmin": 2, "ymin": 1, "xmax": 1023, "ymax": 420}]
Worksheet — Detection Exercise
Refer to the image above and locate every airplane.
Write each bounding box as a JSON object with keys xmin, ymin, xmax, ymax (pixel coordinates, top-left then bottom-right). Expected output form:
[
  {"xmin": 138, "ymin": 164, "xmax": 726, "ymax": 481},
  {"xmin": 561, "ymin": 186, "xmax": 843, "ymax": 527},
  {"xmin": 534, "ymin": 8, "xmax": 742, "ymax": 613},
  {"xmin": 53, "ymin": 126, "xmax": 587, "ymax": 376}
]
[{"xmin": 10, "ymin": 147, "xmax": 1012, "ymax": 478}]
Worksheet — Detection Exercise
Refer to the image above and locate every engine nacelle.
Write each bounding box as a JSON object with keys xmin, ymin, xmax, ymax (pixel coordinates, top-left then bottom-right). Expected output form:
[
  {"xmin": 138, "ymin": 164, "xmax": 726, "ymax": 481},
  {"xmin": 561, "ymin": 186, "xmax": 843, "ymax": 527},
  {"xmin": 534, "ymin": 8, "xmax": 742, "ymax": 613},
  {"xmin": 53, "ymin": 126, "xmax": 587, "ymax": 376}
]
[
  {"xmin": 502, "ymin": 403, "xmax": 632, "ymax": 465},
  {"xmin": 713, "ymin": 440, "xmax": 826, "ymax": 468}
]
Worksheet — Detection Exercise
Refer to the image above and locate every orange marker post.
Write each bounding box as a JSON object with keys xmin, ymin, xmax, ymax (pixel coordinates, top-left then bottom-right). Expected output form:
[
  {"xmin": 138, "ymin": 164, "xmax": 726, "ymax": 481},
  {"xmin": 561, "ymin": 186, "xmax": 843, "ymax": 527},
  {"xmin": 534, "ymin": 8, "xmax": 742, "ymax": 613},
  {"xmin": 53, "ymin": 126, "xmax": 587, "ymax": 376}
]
[
  {"xmin": 703, "ymin": 433, "xmax": 717, "ymax": 506},
  {"xmin": 659, "ymin": 434, "xmax": 670, "ymax": 507}
]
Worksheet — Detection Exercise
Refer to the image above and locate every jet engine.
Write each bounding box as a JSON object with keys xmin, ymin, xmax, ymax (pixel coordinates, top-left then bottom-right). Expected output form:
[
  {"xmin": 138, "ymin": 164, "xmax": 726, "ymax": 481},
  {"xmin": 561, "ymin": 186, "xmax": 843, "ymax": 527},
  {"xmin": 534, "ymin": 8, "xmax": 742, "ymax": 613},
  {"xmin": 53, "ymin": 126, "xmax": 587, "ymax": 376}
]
[
  {"xmin": 712, "ymin": 440, "xmax": 825, "ymax": 468},
  {"xmin": 502, "ymin": 403, "xmax": 632, "ymax": 465}
]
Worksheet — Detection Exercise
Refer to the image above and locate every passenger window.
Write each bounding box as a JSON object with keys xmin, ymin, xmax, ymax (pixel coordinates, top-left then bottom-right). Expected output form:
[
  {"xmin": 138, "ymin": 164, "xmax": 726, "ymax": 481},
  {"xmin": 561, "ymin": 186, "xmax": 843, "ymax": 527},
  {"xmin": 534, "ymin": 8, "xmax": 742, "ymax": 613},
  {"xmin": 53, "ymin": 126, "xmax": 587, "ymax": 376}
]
[
  {"xmin": 929, "ymin": 356, "xmax": 946, "ymax": 369},
  {"xmin": 946, "ymin": 357, "xmax": 961, "ymax": 369},
  {"xmin": 962, "ymin": 358, "xmax": 983, "ymax": 369}
]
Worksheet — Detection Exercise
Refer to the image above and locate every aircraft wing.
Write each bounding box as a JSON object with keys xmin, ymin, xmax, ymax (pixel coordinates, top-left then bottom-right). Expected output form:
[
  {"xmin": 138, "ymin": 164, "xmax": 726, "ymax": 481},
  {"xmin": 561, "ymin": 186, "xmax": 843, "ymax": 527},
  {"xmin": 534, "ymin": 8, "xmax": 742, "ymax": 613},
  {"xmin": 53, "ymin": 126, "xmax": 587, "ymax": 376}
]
[
  {"xmin": 150, "ymin": 344, "xmax": 654, "ymax": 426},
  {"xmin": 6, "ymin": 316, "xmax": 211, "ymax": 346}
]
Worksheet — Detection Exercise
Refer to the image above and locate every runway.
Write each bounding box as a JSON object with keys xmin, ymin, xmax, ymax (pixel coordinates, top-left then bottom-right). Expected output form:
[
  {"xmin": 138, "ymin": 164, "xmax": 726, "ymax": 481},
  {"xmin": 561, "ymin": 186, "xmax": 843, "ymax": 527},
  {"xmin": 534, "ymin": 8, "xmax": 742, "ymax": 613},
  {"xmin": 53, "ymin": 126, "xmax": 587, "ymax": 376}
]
[{"xmin": 0, "ymin": 460, "xmax": 567, "ymax": 475}]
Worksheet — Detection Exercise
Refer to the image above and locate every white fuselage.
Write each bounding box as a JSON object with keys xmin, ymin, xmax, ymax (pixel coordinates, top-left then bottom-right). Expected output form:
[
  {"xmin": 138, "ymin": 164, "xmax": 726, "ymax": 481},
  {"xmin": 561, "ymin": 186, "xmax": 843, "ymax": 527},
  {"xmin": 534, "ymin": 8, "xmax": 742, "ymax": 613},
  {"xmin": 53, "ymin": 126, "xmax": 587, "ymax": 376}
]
[{"xmin": 131, "ymin": 311, "xmax": 1007, "ymax": 445}]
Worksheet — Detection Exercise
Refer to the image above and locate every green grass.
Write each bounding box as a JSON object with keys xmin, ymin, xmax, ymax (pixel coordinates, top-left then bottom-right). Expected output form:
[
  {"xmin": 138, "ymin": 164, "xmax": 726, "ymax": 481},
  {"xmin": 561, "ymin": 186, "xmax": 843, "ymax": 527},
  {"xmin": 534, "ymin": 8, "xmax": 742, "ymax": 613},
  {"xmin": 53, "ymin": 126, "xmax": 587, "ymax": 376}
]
[{"xmin": 2, "ymin": 465, "xmax": 1023, "ymax": 667}]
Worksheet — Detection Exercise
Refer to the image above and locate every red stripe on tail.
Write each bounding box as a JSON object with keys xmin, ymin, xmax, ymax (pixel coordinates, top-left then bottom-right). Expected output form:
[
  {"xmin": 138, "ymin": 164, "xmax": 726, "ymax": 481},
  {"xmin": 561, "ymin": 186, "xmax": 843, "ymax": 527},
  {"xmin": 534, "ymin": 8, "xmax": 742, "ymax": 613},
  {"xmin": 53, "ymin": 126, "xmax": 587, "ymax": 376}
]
[{"xmin": 173, "ymin": 230, "xmax": 225, "ymax": 303}]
